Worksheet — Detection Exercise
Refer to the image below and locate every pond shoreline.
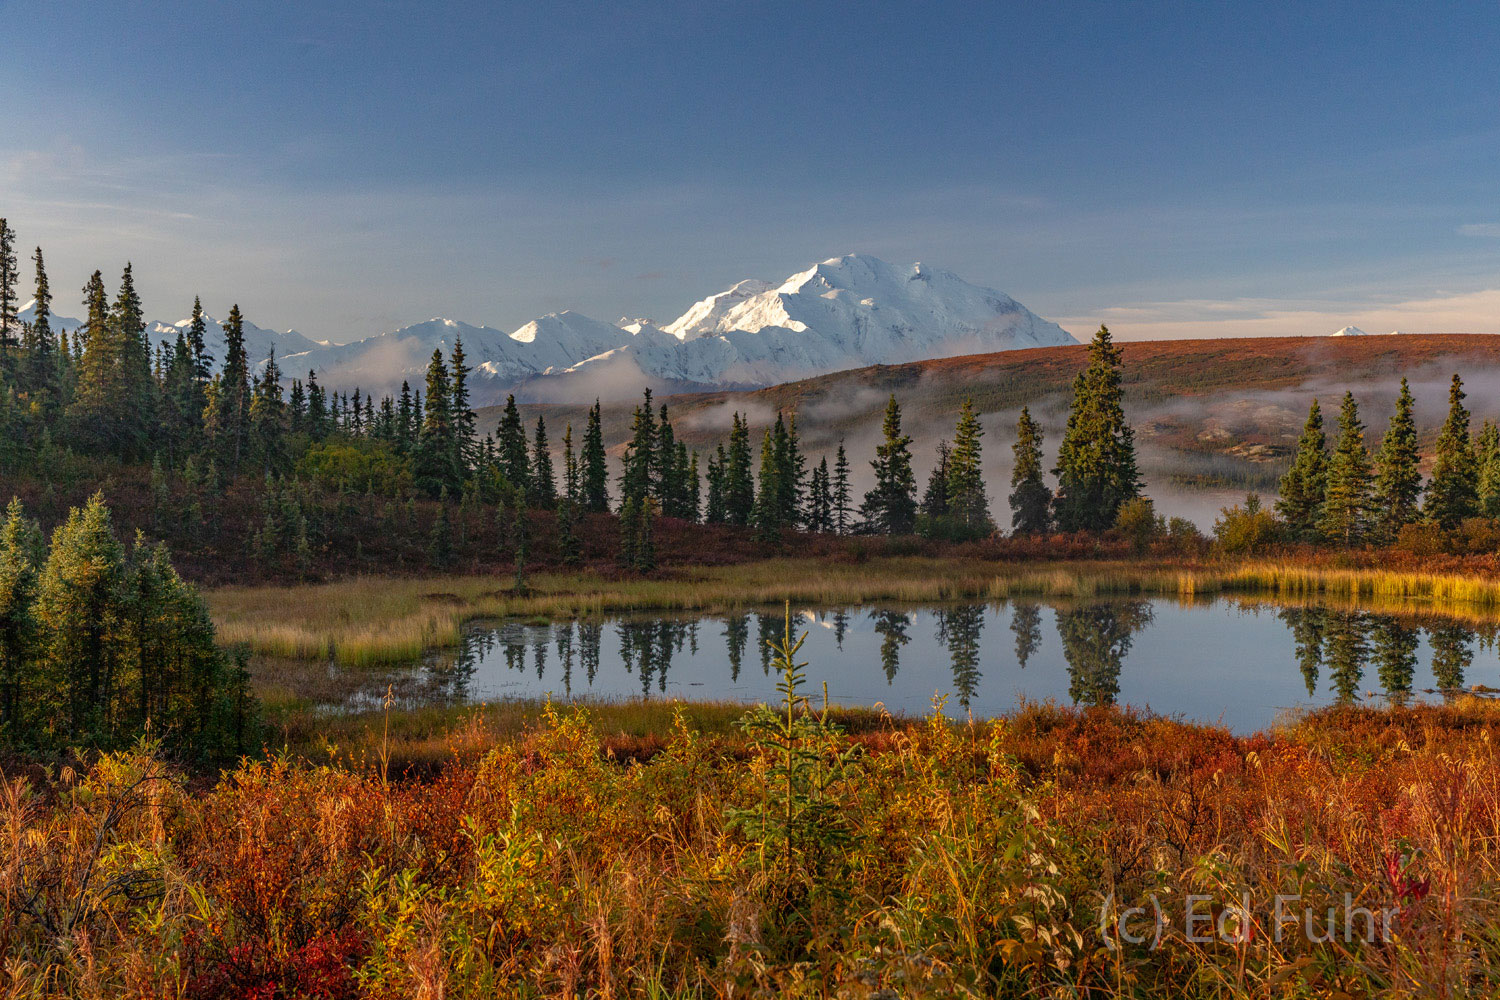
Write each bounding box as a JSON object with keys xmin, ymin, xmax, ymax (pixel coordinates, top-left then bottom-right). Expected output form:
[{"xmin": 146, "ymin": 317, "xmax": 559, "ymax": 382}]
[{"xmin": 211, "ymin": 555, "xmax": 1500, "ymax": 666}]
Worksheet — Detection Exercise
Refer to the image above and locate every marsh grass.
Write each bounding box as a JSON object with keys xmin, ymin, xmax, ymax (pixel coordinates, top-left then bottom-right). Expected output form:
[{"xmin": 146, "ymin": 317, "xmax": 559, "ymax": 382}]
[{"xmin": 211, "ymin": 556, "xmax": 1500, "ymax": 669}]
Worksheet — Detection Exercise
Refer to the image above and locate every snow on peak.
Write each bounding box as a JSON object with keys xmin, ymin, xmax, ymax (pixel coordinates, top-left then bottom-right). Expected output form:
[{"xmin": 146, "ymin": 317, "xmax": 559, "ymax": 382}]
[
  {"xmin": 261, "ymin": 253, "xmax": 1076, "ymax": 403},
  {"xmin": 1331, "ymin": 325, "xmax": 1371, "ymax": 337},
  {"xmin": 663, "ymin": 278, "xmax": 775, "ymax": 341}
]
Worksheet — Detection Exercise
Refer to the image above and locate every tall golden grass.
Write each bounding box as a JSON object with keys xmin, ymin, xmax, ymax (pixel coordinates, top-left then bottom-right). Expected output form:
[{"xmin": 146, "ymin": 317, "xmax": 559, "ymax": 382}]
[{"xmin": 209, "ymin": 557, "xmax": 1500, "ymax": 666}]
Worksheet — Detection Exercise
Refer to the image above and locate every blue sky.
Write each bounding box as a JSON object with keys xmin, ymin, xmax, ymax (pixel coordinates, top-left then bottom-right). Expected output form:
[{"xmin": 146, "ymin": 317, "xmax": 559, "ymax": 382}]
[{"xmin": 4, "ymin": 1, "xmax": 1500, "ymax": 342}]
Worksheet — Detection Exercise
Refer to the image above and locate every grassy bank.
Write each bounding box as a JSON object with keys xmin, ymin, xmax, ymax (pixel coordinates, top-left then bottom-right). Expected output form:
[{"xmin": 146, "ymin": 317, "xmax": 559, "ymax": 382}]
[
  {"xmin": 7, "ymin": 697, "xmax": 1500, "ymax": 998},
  {"xmin": 210, "ymin": 556, "xmax": 1500, "ymax": 667}
]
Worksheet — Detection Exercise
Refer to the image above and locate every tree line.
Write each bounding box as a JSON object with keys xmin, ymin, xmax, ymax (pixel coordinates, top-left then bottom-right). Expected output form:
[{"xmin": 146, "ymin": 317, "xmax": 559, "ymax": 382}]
[{"xmin": 0, "ymin": 217, "xmax": 1152, "ymax": 568}]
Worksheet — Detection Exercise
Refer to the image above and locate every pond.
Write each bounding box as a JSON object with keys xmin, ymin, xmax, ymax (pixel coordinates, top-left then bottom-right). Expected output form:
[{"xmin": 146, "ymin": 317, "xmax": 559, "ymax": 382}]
[{"xmin": 369, "ymin": 598, "xmax": 1499, "ymax": 732}]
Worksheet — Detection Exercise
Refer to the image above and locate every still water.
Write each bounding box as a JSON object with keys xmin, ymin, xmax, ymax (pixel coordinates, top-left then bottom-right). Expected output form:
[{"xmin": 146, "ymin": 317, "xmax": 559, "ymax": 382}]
[{"xmin": 394, "ymin": 598, "xmax": 1499, "ymax": 732}]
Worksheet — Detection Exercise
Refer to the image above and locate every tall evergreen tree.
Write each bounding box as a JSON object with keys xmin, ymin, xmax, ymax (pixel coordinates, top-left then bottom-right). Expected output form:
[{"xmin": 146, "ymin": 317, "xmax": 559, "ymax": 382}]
[
  {"xmin": 248, "ymin": 349, "xmax": 288, "ymax": 476},
  {"xmin": 1319, "ymin": 392, "xmax": 1373, "ymax": 546},
  {"xmin": 497, "ymin": 394, "xmax": 530, "ymax": 494},
  {"xmin": 562, "ymin": 423, "xmax": 580, "ymax": 504},
  {"xmin": 1478, "ymin": 421, "xmax": 1500, "ymax": 518},
  {"xmin": 1372, "ymin": 377, "xmax": 1423, "ymax": 541},
  {"xmin": 187, "ymin": 296, "xmax": 212, "ymax": 383},
  {"xmin": 1009, "ymin": 406, "xmax": 1051, "ymax": 535},
  {"xmin": 581, "ymin": 399, "xmax": 609, "ymax": 513},
  {"xmin": 206, "ymin": 304, "xmax": 251, "ymax": 472},
  {"xmin": 807, "ymin": 456, "xmax": 833, "ymax": 532},
  {"xmin": 1052, "ymin": 326, "xmax": 1140, "ymax": 532},
  {"xmin": 724, "ymin": 413, "xmax": 755, "ymax": 526},
  {"xmin": 70, "ymin": 266, "xmax": 155, "ymax": 459},
  {"xmin": 921, "ymin": 441, "xmax": 952, "ymax": 518},
  {"xmin": 655, "ymin": 404, "xmax": 680, "ymax": 512},
  {"xmin": 449, "ymin": 335, "xmax": 476, "ymax": 470},
  {"xmin": 21, "ymin": 247, "xmax": 58, "ymax": 416},
  {"xmin": 946, "ymin": 397, "xmax": 991, "ymax": 531},
  {"xmin": 705, "ymin": 446, "xmax": 727, "ymax": 524},
  {"xmin": 832, "ymin": 440, "xmax": 852, "ymax": 534},
  {"xmin": 414, "ymin": 349, "xmax": 462, "ymax": 497},
  {"xmin": 395, "ymin": 381, "xmax": 415, "ymax": 454},
  {"xmin": 620, "ymin": 389, "xmax": 657, "ymax": 509},
  {"xmin": 782, "ymin": 413, "xmax": 806, "ymax": 525},
  {"xmin": 162, "ymin": 332, "xmax": 201, "ymax": 460},
  {"xmin": 0, "ymin": 498, "xmax": 41, "ymax": 733},
  {"xmin": 529, "ymin": 415, "xmax": 557, "ymax": 509},
  {"xmin": 1276, "ymin": 399, "xmax": 1328, "ymax": 538},
  {"xmin": 752, "ymin": 427, "xmax": 783, "ymax": 541},
  {"xmin": 1425, "ymin": 373, "xmax": 1479, "ymax": 530},
  {"xmin": 859, "ymin": 395, "xmax": 918, "ymax": 534}
]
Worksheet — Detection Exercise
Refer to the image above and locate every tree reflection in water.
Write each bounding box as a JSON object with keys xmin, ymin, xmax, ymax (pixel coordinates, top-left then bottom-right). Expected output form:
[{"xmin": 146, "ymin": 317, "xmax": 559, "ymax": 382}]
[
  {"xmin": 1010, "ymin": 602, "xmax": 1042, "ymax": 670},
  {"xmin": 871, "ymin": 610, "xmax": 911, "ymax": 685},
  {"xmin": 444, "ymin": 598, "xmax": 1492, "ymax": 715},
  {"xmin": 724, "ymin": 614, "xmax": 748, "ymax": 682},
  {"xmin": 1056, "ymin": 601, "xmax": 1153, "ymax": 707},
  {"xmin": 1429, "ymin": 623, "xmax": 1471, "ymax": 692},
  {"xmin": 935, "ymin": 604, "xmax": 984, "ymax": 708}
]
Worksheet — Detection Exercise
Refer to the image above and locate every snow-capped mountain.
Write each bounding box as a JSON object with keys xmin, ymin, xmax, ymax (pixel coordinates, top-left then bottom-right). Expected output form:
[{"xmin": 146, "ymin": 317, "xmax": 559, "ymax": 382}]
[
  {"xmin": 275, "ymin": 254, "xmax": 1075, "ymax": 402},
  {"xmin": 18, "ymin": 254, "xmax": 1078, "ymax": 403},
  {"xmin": 16, "ymin": 298, "xmax": 320, "ymax": 372},
  {"xmin": 17, "ymin": 299, "xmax": 81, "ymax": 333},
  {"xmin": 1331, "ymin": 326, "xmax": 1372, "ymax": 337},
  {"xmin": 148, "ymin": 314, "xmax": 323, "ymax": 371}
]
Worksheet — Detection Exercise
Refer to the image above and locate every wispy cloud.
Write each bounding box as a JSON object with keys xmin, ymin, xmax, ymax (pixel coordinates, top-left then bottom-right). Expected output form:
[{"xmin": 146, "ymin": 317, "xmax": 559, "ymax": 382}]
[
  {"xmin": 1458, "ymin": 223, "xmax": 1500, "ymax": 238},
  {"xmin": 1060, "ymin": 287, "xmax": 1500, "ymax": 341}
]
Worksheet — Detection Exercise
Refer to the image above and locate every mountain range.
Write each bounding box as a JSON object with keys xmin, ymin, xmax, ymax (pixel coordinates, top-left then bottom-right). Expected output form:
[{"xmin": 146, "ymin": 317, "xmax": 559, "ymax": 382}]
[{"xmin": 18, "ymin": 254, "xmax": 1078, "ymax": 404}]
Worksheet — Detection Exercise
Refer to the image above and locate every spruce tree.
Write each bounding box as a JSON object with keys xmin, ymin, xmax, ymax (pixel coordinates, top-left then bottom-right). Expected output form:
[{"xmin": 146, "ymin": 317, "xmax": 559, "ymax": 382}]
[
  {"xmin": 620, "ymin": 389, "xmax": 657, "ymax": 509},
  {"xmin": 529, "ymin": 415, "xmax": 557, "ymax": 509},
  {"xmin": 581, "ymin": 399, "xmax": 609, "ymax": 513},
  {"xmin": 1372, "ymin": 377, "xmax": 1423, "ymax": 541},
  {"xmin": 724, "ymin": 412, "xmax": 755, "ymax": 526},
  {"xmin": 449, "ymin": 335, "xmax": 476, "ymax": 470},
  {"xmin": 248, "ymin": 348, "xmax": 289, "ymax": 476},
  {"xmin": 705, "ymin": 446, "xmax": 727, "ymax": 523},
  {"xmin": 832, "ymin": 440, "xmax": 852, "ymax": 534},
  {"xmin": 1318, "ymin": 392, "xmax": 1373, "ymax": 546},
  {"xmin": 1009, "ymin": 406, "xmax": 1051, "ymax": 535},
  {"xmin": 1478, "ymin": 421, "xmax": 1500, "ymax": 518},
  {"xmin": 414, "ymin": 349, "xmax": 462, "ymax": 497},
  {"xmin": 947, "ymin": 397, "xmax": 991, "ymax": 531},
  {"xmin": 187, "ymin": 296, "xmax": 212, "ymax": 382},
  {"xmin": 655, "ymin": 403, "xmax": 679, "ymax": 512},
  {"xmin": 922, "ymin": 441, "xmax": 952, "ymax": 518},
  {"xmin": 686, "ymin": 448, "xmax": 701, "ymax": 522},
  {"xmin": 752, "ymin": 427, "xmax": 782, "ymax": 541},
  {"xmin": 1052, "ymin": 326, "xmax": 1140, "ymax": 532},
  {"xmin": 497, "ymin": 394, "xmax": 530, "ymax": 494},
  {"xmin": 1425, "ymin": 373, "xmax": 1478, "ymax": 530},
  {"xmin": 808, "ymin": 456, "xmax": 833, "ymax": 532},
  {"xmin": 211, "ymin": 304, "xmax": 252, "ymax": 472},
  {"xmin": 1276, "ymin": 399, "xmax": 1328, "ymax": 538},
  {"xmin": 396, "ymin": 381, "xmax": 415, "ymax": 453},
  {"xmin": 562, "ymin": 423, "xmax": 580, "ymax": 504},
  {"xmin": 0, "ymin": 497, "xmax": 41, "ymax": 733},
  {"xmin": 21, "ymin": 247, "xmax": 58, "ymax": 416},
  {"xmin": 859, "ymin": 395, "xmax": 918, "ymax": 534},
  {"xmin": 783, "ymin": 413, "xmax": 806, "ymax": 525}
]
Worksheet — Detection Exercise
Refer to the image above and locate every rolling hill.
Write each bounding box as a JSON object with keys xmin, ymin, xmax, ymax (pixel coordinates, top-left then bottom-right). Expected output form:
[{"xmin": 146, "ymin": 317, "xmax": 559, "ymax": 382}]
[{"xmin": 489, "ymin": 334, "xmax": 1500, "ymax": 525}]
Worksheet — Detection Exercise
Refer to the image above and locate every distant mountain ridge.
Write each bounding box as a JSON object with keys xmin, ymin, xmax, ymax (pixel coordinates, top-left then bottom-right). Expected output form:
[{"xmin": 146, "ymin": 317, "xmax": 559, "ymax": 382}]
[
  {"xmin": 17, "ymin": 298, "xmax": 320, "ymax": 374},
  {"xmin": 16, "ymin": 254, "xmax": 1077, "ymax": 403}
]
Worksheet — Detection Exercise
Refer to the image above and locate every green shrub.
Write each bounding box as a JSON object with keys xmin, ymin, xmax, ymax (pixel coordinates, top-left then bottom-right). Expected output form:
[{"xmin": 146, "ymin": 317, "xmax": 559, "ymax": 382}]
[{"xmin": 295, "ymin": 439, "xmax": 412, "ymax": 495}]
